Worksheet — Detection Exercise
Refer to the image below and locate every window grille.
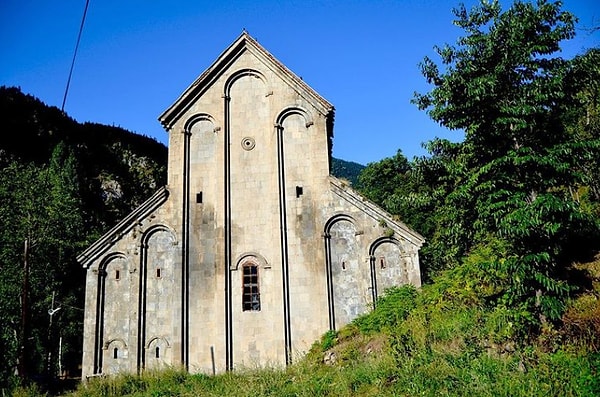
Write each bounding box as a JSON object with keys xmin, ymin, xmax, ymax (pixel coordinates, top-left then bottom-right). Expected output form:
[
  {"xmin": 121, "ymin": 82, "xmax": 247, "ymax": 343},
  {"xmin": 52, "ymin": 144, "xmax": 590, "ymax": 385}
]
[{"xmin": 242, "ymin": 263, "xmax": 260, "ymax": 311}]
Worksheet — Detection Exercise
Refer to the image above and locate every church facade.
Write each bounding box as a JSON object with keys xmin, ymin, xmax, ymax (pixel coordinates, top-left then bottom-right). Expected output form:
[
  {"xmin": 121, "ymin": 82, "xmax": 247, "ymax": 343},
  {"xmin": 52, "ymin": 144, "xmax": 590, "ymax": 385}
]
[{"xmin": 78, "ymin": 32, "xmax": 424, "ymax": 379}]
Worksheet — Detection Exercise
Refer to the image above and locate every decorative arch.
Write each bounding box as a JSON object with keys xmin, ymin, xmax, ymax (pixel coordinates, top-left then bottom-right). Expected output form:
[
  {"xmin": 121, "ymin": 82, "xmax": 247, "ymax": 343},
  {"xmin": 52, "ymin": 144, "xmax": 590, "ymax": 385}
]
[
  {"xmin": 231, "ymin": 252, "xmax": 270, "ymax": 270},
  {"xmin": 98, "ymin": 252, "xmax": 128, "ymax": 272},
  {"xmin": 94, "ymin": 252, "xmax": 129, "ymax": 374},
  {"xmin": 101, "ymin": 338, "xmax": 130, "ymax": 374},
  {"xmin": 368, "ymin": 236, "xmax": 402, "ymax": 256},
  {"xmin": 323, "ymin": 214, "xmax": 366, "ymax": 330},
  {"xmin": 145, "ymin": 336, "xmax": 171, "ymax": 350},
  {"xmin": 275, "ymin": 106, "xmax": 314, "ymax": 129},
  {"xmin": 140, "ymin": 224, "xmax": 178, "ymax": 248},
  {"xmin": 222, "ymin": 68, "xmax": 269, "ymax": 368},
  {"xmin": 103, "ymin": 338, "xmax": 128, "ymax": 350},
  {"xmin": 368, "ymin": 236, "xmax": 408, "ymax": 300},
  {"xmin": 224, "ymin": 68, "xmax": 268, "ymax": 96},
  {"xmin": 145, "ymin": 336, "xmax": 171, "ymax": 366},
  {"xmin": 324, "ymin": 213, "xmax": 356, "ymax": 234},
  {"xmin": 137, "ymin": 223, "xmax": 179, "ymax": 372},
  {"xmin": 183, "ymin": 112, "xmax": 217, "ymax": 134}
]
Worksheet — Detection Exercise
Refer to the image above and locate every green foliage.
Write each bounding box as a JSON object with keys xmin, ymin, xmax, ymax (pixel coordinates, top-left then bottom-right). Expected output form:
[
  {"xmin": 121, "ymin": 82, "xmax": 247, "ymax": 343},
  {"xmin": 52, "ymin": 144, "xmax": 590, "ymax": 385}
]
[
  {"xmin": 358, "ymin": 150, "xmax": 409, "ymax": 209},
  {"xmin": 405, "ymin": 0, "xmax": 600, "ymax": 322},
  {"xmin": 319, "ymin": 330, "xmax": 338, "ymax": 351},
  {"xmin": 353, "ymin": 285, "xmax": 417, "ymax": 334},
  {"xmin": 0, "ymin": 146, "xmax": 88, "ymax": 388}
]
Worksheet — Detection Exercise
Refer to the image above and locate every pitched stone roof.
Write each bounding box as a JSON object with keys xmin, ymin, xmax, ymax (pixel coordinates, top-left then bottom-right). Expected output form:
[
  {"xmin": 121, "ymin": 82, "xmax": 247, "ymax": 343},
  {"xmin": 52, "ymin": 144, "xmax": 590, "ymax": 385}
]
[
  {"xmin": 329, "ymin": 176, "xmax": 425, "ymax": 248},
  {"xmin": 77, "ymin": 186, "xmax": 170, "ymax": 268}
]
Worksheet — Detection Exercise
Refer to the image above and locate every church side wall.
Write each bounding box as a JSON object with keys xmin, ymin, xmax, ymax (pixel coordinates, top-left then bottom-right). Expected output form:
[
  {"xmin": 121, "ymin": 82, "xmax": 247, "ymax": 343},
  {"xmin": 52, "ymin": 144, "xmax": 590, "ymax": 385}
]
[
  {"xmin": 320, "ymin": 187, "xmax": 423, "ymax": 329},
  {"xmin": 81, "ymin": 197, "xmax": 180, "ymax": 379}
]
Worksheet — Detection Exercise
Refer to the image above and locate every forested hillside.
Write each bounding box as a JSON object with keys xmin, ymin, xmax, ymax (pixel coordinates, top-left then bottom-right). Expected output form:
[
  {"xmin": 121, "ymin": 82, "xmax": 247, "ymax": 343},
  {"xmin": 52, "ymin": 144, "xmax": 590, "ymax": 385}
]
[
  {"xmin": 330, "ymin": 157, "xmax": 365, "ymax": 186},
  {"xmin": 0, "ymin": 86, "xmax": 170, "ymax": 390}
]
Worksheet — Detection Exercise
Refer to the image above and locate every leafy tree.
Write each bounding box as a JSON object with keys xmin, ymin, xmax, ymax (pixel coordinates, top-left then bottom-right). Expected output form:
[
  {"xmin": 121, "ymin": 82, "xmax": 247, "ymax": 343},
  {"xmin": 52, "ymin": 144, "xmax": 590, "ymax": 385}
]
[
  {"xmin": 412, "ymin": 0, "xmax": 600, "ymax": 322},
  {"xmin": 563, "ymin": 48, "xmax": 600, "ymax": 208},
  {"xmin": 358, "ymin": 150, "xmax": 410, "ymax": 209},
  {"xmin": 0, "ymin": 144, "xmax": 86, "ymax": 388}
]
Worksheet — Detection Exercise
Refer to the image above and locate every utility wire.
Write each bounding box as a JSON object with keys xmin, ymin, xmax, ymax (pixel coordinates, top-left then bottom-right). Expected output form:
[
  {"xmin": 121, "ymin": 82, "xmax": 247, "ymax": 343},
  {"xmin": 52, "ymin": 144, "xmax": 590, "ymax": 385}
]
[{"xmin": 61, "ymin": 0, "xmax": 90, "ymax": 112}]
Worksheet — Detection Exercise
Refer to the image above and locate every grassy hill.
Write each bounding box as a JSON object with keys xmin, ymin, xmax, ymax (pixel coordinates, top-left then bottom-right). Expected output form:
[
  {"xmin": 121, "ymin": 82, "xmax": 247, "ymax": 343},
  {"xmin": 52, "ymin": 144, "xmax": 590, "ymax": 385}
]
[{"xmin": 43, "ymin": 255, "xmax": 599, "ymax": 396}]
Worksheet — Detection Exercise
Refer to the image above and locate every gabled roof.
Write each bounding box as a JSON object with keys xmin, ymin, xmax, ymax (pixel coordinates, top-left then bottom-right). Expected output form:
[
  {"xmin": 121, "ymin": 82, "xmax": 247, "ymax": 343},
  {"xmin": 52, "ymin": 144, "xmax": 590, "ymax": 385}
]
[
  {"xmin": 329, "ymin": 176, "xmax": 425, "ymax": 248},
  {"xmin": 159, "ymin": 31, "xmax": 334, "ymax": 130},
  {"xmin": 77, "ymin": 187, "xmax": 170, "ymax": 268}
]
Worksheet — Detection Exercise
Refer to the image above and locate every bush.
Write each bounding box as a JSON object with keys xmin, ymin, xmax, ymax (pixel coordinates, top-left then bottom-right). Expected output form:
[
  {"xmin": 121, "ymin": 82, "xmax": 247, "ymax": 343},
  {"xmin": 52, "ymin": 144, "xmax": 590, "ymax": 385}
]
[{"xmin": 353, "ymin": 285, "xmax": 417, "ymax": 334}]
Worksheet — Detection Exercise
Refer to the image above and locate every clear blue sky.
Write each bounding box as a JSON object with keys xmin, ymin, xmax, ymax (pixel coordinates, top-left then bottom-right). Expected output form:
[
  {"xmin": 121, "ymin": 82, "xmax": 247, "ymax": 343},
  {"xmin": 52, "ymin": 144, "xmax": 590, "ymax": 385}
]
[{"xmin": 1, "ymin": 0, "xmax": 598, "ymax": 165}]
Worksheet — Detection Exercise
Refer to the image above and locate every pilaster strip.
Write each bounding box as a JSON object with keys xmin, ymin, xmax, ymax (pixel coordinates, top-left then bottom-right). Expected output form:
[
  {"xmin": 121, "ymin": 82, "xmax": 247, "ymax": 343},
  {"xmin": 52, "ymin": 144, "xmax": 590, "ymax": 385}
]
[
  {"xmin": 224, "ymin": 94, "xmax": 233, "ymax": 371},
  {"xmin": 276, "ymin": 125, "xmax": 293, "ymax": 365}
]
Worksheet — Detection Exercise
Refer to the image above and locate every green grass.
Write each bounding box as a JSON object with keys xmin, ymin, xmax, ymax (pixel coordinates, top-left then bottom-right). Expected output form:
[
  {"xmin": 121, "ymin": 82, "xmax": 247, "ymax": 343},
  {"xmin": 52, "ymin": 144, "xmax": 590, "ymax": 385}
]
[
  {"xmin": 13, "ymin": 260, "xmax": 600, "ymax": 397},
  {"xmin": 52, "ymin": 347, "xmax": 597, "ymax": 397}
]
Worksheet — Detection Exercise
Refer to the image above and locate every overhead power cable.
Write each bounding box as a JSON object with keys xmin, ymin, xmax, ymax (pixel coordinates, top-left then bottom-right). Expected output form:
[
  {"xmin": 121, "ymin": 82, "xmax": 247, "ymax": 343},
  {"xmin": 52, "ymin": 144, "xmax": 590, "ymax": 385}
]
[{"xmin": 61, "ymin": 0, "xmax": 90, "ymax": 112}]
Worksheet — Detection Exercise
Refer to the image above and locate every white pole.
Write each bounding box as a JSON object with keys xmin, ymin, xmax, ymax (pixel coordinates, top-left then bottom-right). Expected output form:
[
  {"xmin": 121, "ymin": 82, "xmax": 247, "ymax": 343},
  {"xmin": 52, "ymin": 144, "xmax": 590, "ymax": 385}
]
[{"xmin": 58, "ymin": 336, "xmax": 63, "ymax": 378}]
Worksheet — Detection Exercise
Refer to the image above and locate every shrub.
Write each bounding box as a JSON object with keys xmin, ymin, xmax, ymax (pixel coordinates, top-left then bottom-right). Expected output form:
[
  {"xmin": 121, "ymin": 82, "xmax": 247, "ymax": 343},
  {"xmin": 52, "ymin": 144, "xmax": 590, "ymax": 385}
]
[{"xmin": 353, "ymin": 285, "xmax": 417, "ymax": 334}]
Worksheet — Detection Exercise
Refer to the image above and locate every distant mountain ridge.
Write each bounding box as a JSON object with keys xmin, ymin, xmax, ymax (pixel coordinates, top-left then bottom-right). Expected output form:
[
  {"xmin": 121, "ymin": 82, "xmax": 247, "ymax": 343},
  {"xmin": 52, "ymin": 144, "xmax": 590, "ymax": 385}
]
[
  {"xmin": 1, "ymin": 86, "xmax": 169, "ymax": 230},
  {"xmin": 331, "ymin": 157, "xmax": 365, "ymax": 186}
]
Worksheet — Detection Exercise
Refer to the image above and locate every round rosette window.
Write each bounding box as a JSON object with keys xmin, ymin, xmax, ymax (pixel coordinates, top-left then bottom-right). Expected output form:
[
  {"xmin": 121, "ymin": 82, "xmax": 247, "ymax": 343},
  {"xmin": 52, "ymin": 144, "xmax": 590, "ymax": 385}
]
[{"xmin": 241, "ymin": 137, "xmax": 256, "ymax": 151}]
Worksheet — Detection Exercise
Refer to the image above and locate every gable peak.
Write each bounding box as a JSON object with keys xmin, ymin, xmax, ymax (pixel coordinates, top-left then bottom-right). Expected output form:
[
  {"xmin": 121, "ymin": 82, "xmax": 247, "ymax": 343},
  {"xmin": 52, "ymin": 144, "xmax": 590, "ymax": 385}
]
[{"xmin": 158, "ymin": 31, "xmax": 333, "ymax": 130}]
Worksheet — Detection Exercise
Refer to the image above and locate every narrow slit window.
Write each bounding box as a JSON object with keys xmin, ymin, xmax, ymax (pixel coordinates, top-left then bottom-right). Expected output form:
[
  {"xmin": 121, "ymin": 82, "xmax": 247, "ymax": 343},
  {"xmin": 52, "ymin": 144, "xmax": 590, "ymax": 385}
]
[
  {"xmin": 342, "ymin": 261, "xmax": 346, "ymax": 270},
  {"xmin": 380, "ymin": 257, "xmax": 386, "ymax": 269},
  {"xmin": 155, "ymin": 346, "xmax": 160, "ymax": 358},
  {"xmin": 242, "ymin": 263, "xmax": 260, "ymax": 311},
  {"xmin": 156, "ymin": 268, "xmax": 161, "ymax": 278},
  {"xmin": 113, "ymin": 347, "xmax": 118, "ymax": 359},
  {"xmin": 115, "ymin": 270, "xmax": 120, "ymax": 280}
]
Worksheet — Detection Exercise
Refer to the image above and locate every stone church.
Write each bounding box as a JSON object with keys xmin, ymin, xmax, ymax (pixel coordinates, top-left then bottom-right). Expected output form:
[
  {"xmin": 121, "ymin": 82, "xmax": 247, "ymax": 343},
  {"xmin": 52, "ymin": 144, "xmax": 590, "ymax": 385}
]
[{"xmin": 78, "ymin": 31, "xmax": 424, "ymax": 378}]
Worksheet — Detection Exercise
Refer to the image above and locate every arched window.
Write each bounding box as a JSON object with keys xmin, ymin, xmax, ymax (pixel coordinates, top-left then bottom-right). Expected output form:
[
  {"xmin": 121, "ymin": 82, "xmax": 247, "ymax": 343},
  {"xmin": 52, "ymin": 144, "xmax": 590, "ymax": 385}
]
[{"xmin": 242, "ymin": 262, "xmax": 260, "ymax": 311}]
